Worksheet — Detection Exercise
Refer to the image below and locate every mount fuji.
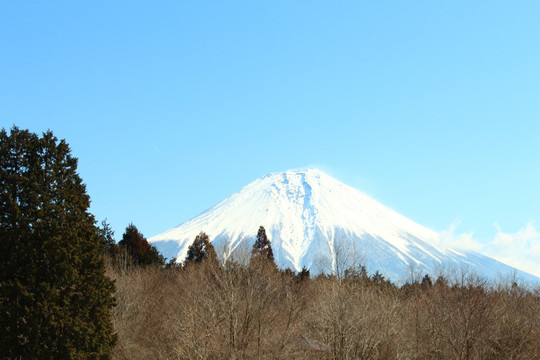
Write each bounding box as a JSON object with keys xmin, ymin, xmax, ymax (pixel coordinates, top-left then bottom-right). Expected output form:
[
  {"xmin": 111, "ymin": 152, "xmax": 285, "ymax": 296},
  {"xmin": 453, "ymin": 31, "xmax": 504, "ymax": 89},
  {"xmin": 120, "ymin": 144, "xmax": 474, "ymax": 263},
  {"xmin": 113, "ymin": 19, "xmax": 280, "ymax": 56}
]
[{"xmin": 149, "ymin": 169, "xmax": 538, "ymax": 283}]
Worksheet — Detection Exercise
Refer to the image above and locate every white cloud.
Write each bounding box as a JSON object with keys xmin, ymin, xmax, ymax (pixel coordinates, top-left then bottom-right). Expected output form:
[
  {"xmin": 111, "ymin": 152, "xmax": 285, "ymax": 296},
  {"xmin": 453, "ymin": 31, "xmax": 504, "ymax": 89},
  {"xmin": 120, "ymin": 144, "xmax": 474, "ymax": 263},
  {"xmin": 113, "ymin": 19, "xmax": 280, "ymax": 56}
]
[
  {"xmin": 438, "ymin": 219, "xmax": 483, "ymax": 252},
  {"xmin": 440, "ymin": 221, "xmax": 540, "ymax": 278},
  {"xmin": 484, "ymin": 222, "xmax": 540, "ymax": 278}
]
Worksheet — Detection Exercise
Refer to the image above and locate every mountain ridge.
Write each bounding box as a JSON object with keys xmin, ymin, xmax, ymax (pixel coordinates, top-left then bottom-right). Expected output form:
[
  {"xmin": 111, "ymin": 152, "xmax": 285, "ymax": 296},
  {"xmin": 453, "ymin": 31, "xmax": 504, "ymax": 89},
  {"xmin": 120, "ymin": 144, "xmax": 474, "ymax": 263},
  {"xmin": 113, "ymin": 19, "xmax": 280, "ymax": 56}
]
[{"xmin": 149, "ymin": 169, "xmax": 539, "ymax": 283}]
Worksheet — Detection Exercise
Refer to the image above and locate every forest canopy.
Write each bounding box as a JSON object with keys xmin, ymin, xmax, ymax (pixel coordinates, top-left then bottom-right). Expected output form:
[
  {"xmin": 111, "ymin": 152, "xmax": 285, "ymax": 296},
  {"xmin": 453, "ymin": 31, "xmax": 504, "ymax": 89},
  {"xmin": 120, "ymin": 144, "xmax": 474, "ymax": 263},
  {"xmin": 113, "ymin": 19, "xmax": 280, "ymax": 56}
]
[{"xmin": 0, "ymin": 127, "xmax": 116, "ymax": 359}]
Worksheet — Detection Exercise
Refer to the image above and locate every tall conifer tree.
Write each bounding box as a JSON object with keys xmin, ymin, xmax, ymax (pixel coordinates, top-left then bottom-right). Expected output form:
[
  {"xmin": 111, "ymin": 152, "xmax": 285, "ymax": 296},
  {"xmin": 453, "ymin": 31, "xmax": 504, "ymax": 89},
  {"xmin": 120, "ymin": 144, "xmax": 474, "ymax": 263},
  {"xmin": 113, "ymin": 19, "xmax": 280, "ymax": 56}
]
[
  {"xmin": 118, "ymin": 223, "xmax": 164, "ymax": 266},
  {"xmin": 252, "ymin": 226, "xmax": 275, "ymax": 262},
  {"xmin": 0, "ymin": 127, "xmax": 116, "ymax": 359},
  {"xmin": 185, "ymin": 231, "xmax": 217, "ymax": 265},
  {"xmin": 98, "ymin": 219, "xmax": 117, "ymax": 257}
]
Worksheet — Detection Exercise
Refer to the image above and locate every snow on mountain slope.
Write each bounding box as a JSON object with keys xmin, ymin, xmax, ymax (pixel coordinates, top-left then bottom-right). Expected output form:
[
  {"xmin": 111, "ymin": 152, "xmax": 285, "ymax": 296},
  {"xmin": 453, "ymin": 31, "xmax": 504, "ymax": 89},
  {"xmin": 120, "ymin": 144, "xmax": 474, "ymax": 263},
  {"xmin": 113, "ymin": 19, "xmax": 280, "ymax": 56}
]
[{"xmin": 149, "ymin": 169, "xmax": 539, "ymax": 283}]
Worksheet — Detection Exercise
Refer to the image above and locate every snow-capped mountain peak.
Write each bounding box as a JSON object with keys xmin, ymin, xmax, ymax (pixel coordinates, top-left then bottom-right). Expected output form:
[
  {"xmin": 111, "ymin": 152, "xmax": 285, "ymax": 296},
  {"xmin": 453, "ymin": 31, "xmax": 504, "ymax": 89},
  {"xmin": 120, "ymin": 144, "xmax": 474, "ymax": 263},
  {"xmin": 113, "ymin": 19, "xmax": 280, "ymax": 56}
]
[{"xmin": 149, "ymin": 169, "xmax": 538, "ymax": 283}]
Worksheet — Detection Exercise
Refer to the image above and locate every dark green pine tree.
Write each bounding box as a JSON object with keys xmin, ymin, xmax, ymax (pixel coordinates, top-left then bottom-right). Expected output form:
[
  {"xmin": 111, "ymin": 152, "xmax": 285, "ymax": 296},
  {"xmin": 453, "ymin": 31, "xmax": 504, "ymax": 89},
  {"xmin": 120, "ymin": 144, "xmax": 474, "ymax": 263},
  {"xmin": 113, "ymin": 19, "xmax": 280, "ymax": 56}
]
[
  {"xmin": 252, "ymin": 226, "xmax": 275, "ymax": 262},
  {"xmin": 98, "ymin": 219, "xmax": 118, "ymax": 257},
  {"xmin": 421, "ymin": 274, "xmax": 433, "ymax": 289},
  {"xmin": 185, "ymin": 231, "xmax": 217, "ymax": 265},
  {"xmin": 298, "ymin": 266, "xmax": 310, "ymax": 281},
  {"xmin": 118, "ymin": 223, "xmax": 164, "ymax": 266},
  {"xmin": 371, "ymin": 270, "xmax": 386, "ymax": 286},
  {"xmin": 0, "ymin": 127, "xmax": 116, "ymax": 359}
]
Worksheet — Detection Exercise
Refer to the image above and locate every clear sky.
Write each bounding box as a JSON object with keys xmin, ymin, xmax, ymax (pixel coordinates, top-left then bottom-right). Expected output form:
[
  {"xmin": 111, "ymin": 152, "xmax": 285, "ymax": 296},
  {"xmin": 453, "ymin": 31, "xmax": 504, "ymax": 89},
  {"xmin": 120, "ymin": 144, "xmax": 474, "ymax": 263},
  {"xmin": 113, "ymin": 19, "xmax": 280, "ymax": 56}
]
[{"xmin": 2, "ymin": 2, "xmax": 539, "ymax": 275}]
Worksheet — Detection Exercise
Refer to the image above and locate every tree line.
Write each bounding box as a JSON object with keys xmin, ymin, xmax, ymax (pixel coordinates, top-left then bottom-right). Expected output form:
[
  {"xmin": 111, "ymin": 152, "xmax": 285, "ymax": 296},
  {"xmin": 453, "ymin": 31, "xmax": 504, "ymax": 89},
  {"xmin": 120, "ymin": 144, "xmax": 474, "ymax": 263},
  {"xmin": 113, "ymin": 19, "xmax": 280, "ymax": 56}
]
[
  {"xmin": 108, "ymin": 234, "xmax": 540, "ymax": 360},
  {"xmin": 104, "ymin": 221, "xmax": 540, "ymax": 360},
  {"xmin": 1, "ymin": 127, "xmax": 539, "ymax": 360}
]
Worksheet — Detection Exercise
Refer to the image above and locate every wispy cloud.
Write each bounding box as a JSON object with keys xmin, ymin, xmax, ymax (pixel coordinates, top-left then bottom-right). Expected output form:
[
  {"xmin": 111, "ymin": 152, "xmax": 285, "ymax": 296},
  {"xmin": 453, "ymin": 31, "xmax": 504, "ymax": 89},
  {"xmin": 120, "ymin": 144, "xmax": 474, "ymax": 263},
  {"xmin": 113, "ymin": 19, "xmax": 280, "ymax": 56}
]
[
  {"xmin": 439, "ymin": 221, "xmax": 540, "ymax": 278},
  {"xmin": 438, "ymin": 219, "xmax": 483, "ymax": 252},
  {"xmin": 485, "ymin": 222, "xmax": 540, "ymax": 278}
]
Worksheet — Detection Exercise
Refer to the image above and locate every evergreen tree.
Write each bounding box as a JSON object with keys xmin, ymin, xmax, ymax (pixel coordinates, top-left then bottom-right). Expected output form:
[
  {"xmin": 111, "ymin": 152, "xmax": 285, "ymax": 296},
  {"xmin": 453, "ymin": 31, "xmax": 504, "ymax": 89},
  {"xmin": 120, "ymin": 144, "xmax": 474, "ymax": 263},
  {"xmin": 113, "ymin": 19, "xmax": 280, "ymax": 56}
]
[
  {"xmin": 344, "ymin": 265, "xmax": 369, "ymax": 282},
  {"xmin": 298, "ymin": 266, "xmax": 310, "ymax": 281},
  {"xmin": 0, "ymin": 127, "xmax": 116, "ymax": 359},
  {"xmin": 252, "ymin": 226, "xmax": 275, "ymax": 262},
  {"xmin": 118, "ymin": 223, "xmax": 164, "ymax": 266},
  {"xmin": 421, "ymin": 274, "xmax": 433, "ymax": 289},
  {"xmin": 371, "ymin": 270, "xmax": 386, "ymax": 285},
  {"xmin": 98, "ymin": 218, "xmax": 118, "ymax": 257},
  {"xmin": 185, "ymin": 231, "xmax": 217, "ymax": 265}
]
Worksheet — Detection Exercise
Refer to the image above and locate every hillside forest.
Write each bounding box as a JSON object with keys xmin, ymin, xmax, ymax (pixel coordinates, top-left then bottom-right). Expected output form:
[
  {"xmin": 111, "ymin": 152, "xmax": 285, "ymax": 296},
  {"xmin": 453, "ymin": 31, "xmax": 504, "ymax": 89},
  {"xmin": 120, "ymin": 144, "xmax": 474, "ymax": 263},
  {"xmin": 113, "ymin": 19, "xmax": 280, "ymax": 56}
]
[
  {"xmin": 1, "ymin": 127, "xmax": 539, "ymax": 360},
  {"xmin": 105, "ymin": 224, "xmax": 540, "ymax": 360}
]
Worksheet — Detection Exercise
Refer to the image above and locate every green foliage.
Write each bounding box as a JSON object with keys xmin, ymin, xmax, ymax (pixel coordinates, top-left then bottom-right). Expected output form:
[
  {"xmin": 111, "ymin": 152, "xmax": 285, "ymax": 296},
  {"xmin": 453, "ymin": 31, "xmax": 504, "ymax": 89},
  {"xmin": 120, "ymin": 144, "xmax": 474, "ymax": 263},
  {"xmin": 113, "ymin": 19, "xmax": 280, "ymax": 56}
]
[
  {"xmin": 98, "ymin": 219, "xmax": 118, "ymax": 257},
  {"xmin": 298, "ymin": 266, "xmax": 310, "ymax": 281},
  {"xmin": 118, "ymin": 223, "xmax": 164, "ymax": 266},
  {"xmin": 371, "ymin": 270, "xmax": 385, "ymax": 285},
  {"xmin": 252, "ymin": 226, "xmax": 276, "ymax": 263},
  {"xmin": 185, "ymin": 231, "xmax": 217, "ymax": 265},
  {"xmin": 251, "ymin": 226, "xmax": 278, "ymax": 273},
  {"xmin": 0, "ymin": 127, "xmax": 116, "ymax": 359}
]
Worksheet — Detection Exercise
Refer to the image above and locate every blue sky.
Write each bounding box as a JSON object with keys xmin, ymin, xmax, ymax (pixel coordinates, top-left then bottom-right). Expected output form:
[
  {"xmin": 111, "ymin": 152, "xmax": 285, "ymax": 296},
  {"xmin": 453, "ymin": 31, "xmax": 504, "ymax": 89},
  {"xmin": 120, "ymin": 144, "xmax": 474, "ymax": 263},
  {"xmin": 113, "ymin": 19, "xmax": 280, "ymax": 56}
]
[{"xmin": 1, "ymin": 2, "xmax": 539, "ymax": 273}]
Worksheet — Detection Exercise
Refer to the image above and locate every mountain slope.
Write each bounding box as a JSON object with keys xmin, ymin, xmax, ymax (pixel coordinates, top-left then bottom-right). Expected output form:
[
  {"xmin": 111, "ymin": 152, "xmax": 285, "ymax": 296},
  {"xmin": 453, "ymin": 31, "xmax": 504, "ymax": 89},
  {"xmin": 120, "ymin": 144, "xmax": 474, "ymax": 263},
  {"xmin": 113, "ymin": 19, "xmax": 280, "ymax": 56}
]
[{"xmin": 149, "ymin": 169, "xmax": 538, "ymax": 283}]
